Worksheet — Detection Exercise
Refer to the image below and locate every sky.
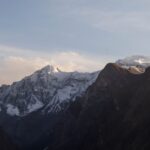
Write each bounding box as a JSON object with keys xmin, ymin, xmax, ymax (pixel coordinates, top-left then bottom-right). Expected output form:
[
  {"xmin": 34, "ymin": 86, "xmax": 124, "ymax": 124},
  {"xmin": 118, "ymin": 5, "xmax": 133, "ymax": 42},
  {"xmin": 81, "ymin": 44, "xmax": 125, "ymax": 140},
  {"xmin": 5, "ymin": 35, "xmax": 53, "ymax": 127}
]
[{"xmin": 0, "ymin": 0, "xmax": 150, "ymax": 84}]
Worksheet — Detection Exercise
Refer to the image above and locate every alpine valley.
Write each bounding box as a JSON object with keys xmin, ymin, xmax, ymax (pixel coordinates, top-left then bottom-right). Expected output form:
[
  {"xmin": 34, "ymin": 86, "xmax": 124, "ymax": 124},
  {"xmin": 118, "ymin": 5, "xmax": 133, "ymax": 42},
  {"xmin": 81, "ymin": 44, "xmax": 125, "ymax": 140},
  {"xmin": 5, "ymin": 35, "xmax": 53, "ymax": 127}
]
[{"xmin": 1, "ymin": 55, "xmax": 150, "ymax": 150}]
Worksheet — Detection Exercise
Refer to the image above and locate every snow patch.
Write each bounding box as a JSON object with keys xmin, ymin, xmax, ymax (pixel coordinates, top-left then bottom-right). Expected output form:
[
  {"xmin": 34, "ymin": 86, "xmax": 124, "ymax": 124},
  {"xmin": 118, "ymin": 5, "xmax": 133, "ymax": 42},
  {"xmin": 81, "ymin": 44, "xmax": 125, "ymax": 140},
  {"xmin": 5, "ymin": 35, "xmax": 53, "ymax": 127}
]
[
  {"xmin": 56, "ymin": 86, "xmax": 73, "ymax": 102},
  {"xmin": 27, "ymin": 97, "xmax": 44, "ymax": 113},
  {"xmin": 6, "ymin": 104, "xmax": 20, "ymax": 116}
]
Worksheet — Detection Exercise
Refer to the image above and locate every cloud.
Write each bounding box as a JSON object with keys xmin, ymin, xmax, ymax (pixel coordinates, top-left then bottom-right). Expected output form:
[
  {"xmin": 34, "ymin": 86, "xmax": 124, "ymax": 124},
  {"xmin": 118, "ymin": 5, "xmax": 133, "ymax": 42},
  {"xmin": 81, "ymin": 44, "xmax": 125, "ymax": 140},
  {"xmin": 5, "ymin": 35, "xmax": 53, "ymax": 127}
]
[
  {"xmin": 52, "ymin": 3, "xmax": 150, "ymax": 33},
  {"xmin": 0, "ymin": 56, "xmax": 50, "ymax": 84},
  {"xmin": 0, "ymin": 47, "xmax": 114, "ymax": 84},
  {"xmin": 0, "ymin": 45, "xmax": 33, "ymax": 53},
  {"xmin": 0, "ymin": 44, "xmax": 39, "ymax": 57},
  {"xmin": 49, "ymin": 51, "xmax": 109, "ymax": 72},
  {"xmin": 78, "ymin": 9, "xmax": 150, "ymax": 32}
]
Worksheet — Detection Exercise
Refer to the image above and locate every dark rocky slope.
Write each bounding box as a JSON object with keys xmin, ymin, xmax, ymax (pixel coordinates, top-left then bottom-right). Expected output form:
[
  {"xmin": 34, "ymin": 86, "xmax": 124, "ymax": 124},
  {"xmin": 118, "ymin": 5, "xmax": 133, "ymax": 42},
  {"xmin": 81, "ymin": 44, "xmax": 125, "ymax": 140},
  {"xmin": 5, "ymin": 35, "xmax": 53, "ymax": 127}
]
[
  {"xmin": 45, "ymin": 63, "xmax": 150, "ymax": 150},
  {"xmin": 0, "ymin": 127, "xmax": 18, "ymax": 150}
]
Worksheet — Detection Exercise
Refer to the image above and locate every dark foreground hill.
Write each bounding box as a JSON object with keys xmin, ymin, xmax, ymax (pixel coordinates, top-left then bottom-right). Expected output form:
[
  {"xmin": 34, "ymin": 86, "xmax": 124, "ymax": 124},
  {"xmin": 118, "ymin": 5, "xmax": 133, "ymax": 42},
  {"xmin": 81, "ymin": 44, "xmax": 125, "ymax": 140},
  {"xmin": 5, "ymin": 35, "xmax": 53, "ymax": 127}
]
[
  {"xmin": 0, "ymin": 127, "xmax": 18, "ymax": 150},
  {"xmin": 45, "ymin": 63, "xmax": 150, "ymax": 150}
]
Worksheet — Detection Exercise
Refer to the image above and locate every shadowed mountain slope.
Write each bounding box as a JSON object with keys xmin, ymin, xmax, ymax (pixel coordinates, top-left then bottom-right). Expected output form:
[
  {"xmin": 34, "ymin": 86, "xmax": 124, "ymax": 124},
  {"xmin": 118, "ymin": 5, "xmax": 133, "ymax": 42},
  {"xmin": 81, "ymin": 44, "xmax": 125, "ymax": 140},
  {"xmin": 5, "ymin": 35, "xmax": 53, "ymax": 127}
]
[{"xmin": 45, "ymin": 63, "xmax": 150, "ymax": 150}]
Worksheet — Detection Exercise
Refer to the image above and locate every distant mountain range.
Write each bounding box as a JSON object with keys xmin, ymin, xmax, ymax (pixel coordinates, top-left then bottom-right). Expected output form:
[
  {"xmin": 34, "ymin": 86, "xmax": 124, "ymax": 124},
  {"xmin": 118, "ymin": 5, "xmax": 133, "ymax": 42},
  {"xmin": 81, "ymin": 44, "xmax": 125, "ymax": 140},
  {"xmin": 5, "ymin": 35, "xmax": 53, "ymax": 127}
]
[
  {"xmin": 0, "ymin": 55, "xmax": 150, "ymax": 150},
  {"xmin": 0, "ymin": 65, "xmax": 99, "ymax": 116}
]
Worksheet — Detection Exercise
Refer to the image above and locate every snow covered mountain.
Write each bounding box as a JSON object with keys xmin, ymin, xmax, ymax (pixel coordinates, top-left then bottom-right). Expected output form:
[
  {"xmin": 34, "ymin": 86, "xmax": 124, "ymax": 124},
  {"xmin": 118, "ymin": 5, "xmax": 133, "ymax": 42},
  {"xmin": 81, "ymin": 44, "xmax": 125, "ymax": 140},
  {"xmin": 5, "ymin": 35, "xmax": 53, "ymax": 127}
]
[
  {"xmin": 115, "ymin": 55, "xmax": 150, "ymax": 74},
  {"xmin": 116, "ymin": 55, "xmax": 150, "ymax": 68},
  {"xmin": 0, "ymin": 65, "xmax": 99, "ymax": 116}
]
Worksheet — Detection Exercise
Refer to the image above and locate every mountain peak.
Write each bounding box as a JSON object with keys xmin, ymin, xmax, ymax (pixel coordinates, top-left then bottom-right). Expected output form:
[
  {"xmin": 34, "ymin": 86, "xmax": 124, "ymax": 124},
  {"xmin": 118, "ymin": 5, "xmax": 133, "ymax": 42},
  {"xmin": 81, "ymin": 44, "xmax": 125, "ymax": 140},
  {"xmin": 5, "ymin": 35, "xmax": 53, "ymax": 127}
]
[
  {"xmin": 105, "ymin": 63, "xmax": 121, "ymax": 70},
  {"xmin": 102, "ymin": 63, "xmax": 128, "ymax": 75},
  {"xmin": 37, "ymin": 65, "xmax": 61, "ymax": 74},
  {"xmin": 28, "ymin": 65, "xmax": 61, "ymax": 83},
  {"xmin": 92, "ymin": 63, "xmax": 128, "ymax": 88}
]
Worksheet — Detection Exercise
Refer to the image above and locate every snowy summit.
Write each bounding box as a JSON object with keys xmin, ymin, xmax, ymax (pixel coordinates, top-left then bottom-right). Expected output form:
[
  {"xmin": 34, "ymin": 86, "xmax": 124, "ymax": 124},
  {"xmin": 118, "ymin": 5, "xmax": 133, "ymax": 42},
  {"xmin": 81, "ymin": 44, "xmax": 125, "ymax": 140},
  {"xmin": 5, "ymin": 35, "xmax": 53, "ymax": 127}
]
[{"xmin": 0, "ymin": 65, "xmax": 99, "ymax": 116}]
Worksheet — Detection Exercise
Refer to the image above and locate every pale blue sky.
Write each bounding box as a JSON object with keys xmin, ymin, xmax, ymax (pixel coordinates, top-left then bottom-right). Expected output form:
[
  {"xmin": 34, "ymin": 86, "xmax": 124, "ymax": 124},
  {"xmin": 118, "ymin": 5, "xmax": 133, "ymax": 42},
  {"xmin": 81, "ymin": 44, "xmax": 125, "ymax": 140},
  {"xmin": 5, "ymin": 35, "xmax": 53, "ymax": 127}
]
[
  {"xmin": 1, "ymin": 0, "xmax": 150, "ymax": 56},
  {"xmin": 0, "ymin": 0, "xmax": 150, "ymax": 83}
]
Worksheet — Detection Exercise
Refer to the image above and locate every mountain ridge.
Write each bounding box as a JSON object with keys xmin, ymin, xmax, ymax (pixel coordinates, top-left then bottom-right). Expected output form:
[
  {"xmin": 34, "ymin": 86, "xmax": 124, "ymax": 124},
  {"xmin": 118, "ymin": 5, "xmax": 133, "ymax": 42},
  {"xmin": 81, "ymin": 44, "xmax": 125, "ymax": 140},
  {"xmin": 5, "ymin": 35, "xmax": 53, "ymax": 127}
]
[
  {"xmin": 0, "ymin": 65, "xmax": 99, "ymax": 116},
  {"xmin": 1, "ymin": 56, "xmax": 150, "ymax": 149}
]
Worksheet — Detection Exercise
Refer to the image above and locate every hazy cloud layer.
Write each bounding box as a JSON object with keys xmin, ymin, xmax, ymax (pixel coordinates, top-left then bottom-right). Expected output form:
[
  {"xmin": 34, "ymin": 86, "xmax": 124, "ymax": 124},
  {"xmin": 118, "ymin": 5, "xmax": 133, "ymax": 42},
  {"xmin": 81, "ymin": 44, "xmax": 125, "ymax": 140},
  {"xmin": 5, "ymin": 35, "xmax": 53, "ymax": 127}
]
[{"xmin": 0, "ymin": 45, "xmax": 114, "ymax": 85}]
